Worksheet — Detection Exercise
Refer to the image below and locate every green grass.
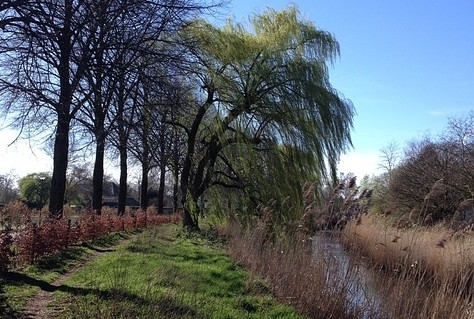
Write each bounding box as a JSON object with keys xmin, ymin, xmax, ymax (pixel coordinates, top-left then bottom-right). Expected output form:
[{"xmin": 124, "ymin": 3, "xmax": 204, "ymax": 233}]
[
  {"xmin": 0, "ymin": 231, "xmax": 134, "ymax": 318},
  {"xmin": 52, "ymin": 225, "xmax": 304, "ymax": 319},
  {"xmin": 55, "ymin": 225, "xmax": 301, "ymax": 319}
]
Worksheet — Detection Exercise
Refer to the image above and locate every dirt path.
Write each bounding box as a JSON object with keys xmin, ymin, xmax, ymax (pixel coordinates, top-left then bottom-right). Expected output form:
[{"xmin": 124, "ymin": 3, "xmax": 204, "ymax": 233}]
[{"xmin": 19, "ymin": 237, "xmax": 134, "ymax": 319}]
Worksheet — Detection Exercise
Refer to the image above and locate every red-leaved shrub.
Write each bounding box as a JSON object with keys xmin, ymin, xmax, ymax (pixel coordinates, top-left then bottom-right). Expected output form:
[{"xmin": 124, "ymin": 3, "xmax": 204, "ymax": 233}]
[
  {"xmin": 0, "ymin": 231, "xmax": 13, "ymax": 272},
  {"xmin": 0, "ymin": 209, "xmax": 181, "ymax": 270}
]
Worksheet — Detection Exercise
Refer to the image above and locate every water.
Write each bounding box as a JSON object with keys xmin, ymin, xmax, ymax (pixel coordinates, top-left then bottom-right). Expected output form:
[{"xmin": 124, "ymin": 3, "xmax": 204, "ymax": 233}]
[{"xmin": 312, "ymin": 231, "xmax": 388, "ymax": 318}]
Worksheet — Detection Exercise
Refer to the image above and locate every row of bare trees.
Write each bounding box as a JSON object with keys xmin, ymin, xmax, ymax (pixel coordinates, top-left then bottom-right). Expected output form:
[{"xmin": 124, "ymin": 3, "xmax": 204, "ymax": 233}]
[{"xmin": 0, "ymin": 0, "xmax": 217, "ymax": 217}]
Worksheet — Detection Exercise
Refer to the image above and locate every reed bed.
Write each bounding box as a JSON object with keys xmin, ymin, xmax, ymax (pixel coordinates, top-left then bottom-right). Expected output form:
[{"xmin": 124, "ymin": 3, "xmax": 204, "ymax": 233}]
[
  {"xmin": 342, "ymin": 215, "xmax": 473, "ymax": 318},
  {"xmin": 220, "ymin": 219, "xmax": 377, "ymax": 319},
  {"xmin": 218, "ymin": 210, "xmax": 473, "ymax": 319}
]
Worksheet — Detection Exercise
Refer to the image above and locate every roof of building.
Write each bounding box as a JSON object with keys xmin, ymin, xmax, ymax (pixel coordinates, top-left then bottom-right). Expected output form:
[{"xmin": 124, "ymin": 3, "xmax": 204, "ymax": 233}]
[{"xmin": 102, "ymin": 196, "xmax": 140, "ymax": 208}]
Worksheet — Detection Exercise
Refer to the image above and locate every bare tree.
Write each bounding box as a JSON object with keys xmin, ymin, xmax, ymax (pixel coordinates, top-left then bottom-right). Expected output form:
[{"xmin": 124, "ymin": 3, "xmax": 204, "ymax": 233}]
[
  {"xmin": 76, "ymin": 0, "xmax": 222, "ymax": 214},
  {"xmin": 74, "ymin": 0, "xmax": 135, "ymax": 214},
  {"xmin": 0, "ymin": 0, "xmax": 223, "ymax": 218},
  {"xmin": 387, "ymin": 114, "xmax": 474, "ymax": 223},
  {"xmin": 378, "ymin": 141, "xmax": 400, "ymax": 181},
  {"xmin": 152, "ymin": 78, "xmax": 191, "ymax": 214},
  {"xmin": 0, "ymin": 172, "xmax": 19, "ymax": 204},
  {"xmin": 0, "ymin": 0, "xmax": 28, "ymax": 29},
  {"xmin": 442, "ymin": 111, "xmax": 474, "ymax": 187},
  {"xmin": 0, "ymin": 0, "xmax": 94, "ymax": 217},
  {"xmin": 126, "ymin": 70, "xmax": 165, "ymax": 210},
  {"xmin": 169, "ymin": 124, "xmax": 187, "ymax": 212},
  {"xmin": 65, "ymin": 164, "xmax": 93, "ymax": 206}
]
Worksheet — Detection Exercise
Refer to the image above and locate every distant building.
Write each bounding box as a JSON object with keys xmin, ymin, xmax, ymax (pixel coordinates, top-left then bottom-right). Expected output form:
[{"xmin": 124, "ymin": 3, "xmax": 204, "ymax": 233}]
[
  {"xmin": 102, "ymin": 196, "xmax": 140, "ymax": 209},
  {"xmin": 101, "ymin": 182, "xmax": 140, "ymax": 209},
  {"xmin": 103, "ymin": 181, "xmax": 120, "ymax": 197}
]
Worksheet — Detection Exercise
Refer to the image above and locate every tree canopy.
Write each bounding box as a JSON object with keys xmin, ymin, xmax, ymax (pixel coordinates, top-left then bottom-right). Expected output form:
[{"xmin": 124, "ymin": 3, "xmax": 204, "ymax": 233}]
[
  {"xmin": 177, "ymin": 6, "xmax": 354, "ymax": 229},
  {"xmin": 18, "ymin": 172, "xmax": 51, "ymax": 209}
]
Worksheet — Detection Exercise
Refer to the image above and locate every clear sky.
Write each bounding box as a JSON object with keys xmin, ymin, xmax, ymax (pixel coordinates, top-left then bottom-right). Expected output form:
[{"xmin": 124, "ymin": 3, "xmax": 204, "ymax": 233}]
[
  {"xmin": 1, "ymin": 0, "xmax": 474, "ymax": 180},
  {"xmin": 226, "ymin": 0, "xmax": 474, "ymax": 178}
]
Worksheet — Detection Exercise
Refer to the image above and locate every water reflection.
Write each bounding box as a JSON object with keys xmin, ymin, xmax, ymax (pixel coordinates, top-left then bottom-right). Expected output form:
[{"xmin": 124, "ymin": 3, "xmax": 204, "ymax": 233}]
[{"xmin": 312, "ymin": 231, "xmax": 386, "ymax": 318}]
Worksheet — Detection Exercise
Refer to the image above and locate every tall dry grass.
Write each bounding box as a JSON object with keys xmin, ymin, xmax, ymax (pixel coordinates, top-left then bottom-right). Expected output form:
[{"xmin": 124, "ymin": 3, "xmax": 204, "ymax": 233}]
[
  {"xmin": 216, "ymin": 190, "xmax": 474, "ymax": 319},
  {"xmin": 220, "ymin": 216, "xmax": 473, "ymax": 319},
  {"xmin": 342, "ymin": 215, "xmax": 473, "ymax": 318},
  {"xmin": 215, "ymin": 176, "xmax": 474, "ymax": 318},
  {"xmin": 220, "ymin": 218, "xmax": 379, "ymax": 319}
]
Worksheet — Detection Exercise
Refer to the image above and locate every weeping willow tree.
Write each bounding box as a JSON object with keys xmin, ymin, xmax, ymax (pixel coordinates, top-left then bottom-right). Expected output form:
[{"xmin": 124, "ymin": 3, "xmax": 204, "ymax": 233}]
[{"xmin": 178, "ymin": 6, "xmax": 354, "ymax": 230}]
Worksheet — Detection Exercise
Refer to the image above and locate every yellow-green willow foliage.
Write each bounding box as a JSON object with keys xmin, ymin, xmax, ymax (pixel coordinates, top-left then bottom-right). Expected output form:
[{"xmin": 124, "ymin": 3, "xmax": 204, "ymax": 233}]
[{"xmin": 179, "ymin": 6, "xmax": 354, "ymax": 229}]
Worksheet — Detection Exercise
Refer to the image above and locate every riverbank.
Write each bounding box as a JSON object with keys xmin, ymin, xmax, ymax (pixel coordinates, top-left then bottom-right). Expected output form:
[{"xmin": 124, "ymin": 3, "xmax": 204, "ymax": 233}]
[
  {"xmin": 221, "ymin": 215, "xmax": 473, "ymax": 319},
  {"xmin": 2, "ymin": 217, "xmax": 473, "ymax": 318},
  {"xmin": 221, "ymin": 220, "xmax": 369, "ymax": 319}
]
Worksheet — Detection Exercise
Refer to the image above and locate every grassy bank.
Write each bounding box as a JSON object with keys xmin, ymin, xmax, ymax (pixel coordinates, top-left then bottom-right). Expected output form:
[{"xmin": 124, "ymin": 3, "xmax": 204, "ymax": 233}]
[
  {"xmin": 4, "ymin": 216, "xmax": 472, "ymax": 319},
  {"xmin": 1, "ymin": 224, "xmax": 305, "ymax": 319}
]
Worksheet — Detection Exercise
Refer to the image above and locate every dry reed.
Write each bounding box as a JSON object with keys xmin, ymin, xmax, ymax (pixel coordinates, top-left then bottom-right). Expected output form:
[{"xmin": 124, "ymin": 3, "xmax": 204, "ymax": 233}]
[
  {"xmin": 220, "ymin": 219, "xmax": 378, "ymax": 319},
  {"xmin": 342, "ymin": 215, "xmax": 473, "ymax": 319}
]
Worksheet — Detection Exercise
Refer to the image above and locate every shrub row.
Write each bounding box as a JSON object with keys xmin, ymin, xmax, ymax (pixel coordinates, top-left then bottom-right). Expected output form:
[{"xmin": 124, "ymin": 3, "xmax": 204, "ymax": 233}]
[{"xmin": 0, "ymin": 208, "xmax": 180, "ymax": 271}]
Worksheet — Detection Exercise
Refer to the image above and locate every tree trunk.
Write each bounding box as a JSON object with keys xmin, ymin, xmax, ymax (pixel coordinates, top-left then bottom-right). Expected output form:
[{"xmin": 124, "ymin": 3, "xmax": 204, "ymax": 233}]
[
  {"xmin": 171, "ymin": 134, "xmax": 181, "ymax": 213},
  {"xmin": 118, "ymin": 146, "xmax": 127, "ymax": 215},
  {"xmin": 140, "ymin": 162, "xmax": 149, "ymax": 210},
  {"xmin": 182, "ymin": 207, "xmax": 198, "ymax": 230},
  {"xmin": 180, "ymin": 158, "xmax": 199, "ymax": 230},
  {"xmin": 48, "ymin": 116, "xmax": 70, "ymax": 217},
  {"xmin": 157, "ymin": 160, "xmax": 166, "ymax": 214},
  {"xmin": 117, "ymin": 74, "xmax": 127, "ymax": 216},
  {"xmin": 92, "ymin": 133, "xmax": 105, "ymax": 214},
  {"xmin": 48, "ymin": 0, "xmax": 73, "ymax": 218},
  {"xmin": 173, "ymin": 168, "xmax": 179, "ymax": 213},
  {"xmin": 179, "ymin": 95, "xmax": 212, "ymax": 230},
  {"xmin": 182, "ymin": 188, "xmax": 200, "ymax": 231}
]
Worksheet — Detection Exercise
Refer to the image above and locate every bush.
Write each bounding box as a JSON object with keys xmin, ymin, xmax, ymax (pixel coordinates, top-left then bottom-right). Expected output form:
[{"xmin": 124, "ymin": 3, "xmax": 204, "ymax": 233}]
[
  {"xmin": 387, "ymin": 137, "xmax": 474, "ymax": 224},
  {"xmin": 0, "ymin": 231, "xmax": 13, "ymax": 272},
  {"xmin": 0, "ymin": 208, "xmax": 181, "ymax": 271}
]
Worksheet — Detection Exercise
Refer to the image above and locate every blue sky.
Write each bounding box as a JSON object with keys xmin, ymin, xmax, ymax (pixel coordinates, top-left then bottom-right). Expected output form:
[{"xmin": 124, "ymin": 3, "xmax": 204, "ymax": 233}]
[
  {"xmin": 225, "ymin": 0, "xmax": 474, "ymax": 178},
  {"xmin": 1, "ymin": 0, "xmax": 473, "ymax": 179}
]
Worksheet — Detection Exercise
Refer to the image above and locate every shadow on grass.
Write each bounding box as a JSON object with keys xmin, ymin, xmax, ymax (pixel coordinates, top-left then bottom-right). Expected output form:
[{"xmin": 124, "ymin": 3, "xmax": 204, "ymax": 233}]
[
  {"xmin": 1, "ymin": 271, "xmax": 199, "ymax": 319},
  {"xmin": 31, "ymin": 248, "xmax": 88, "ymax": 273},
  {"xmin": 82, "ymin": 243, "xmax": 117, "ymax": 253},
  {"xmin": 23, "ymin": 232, "xmax": 132, "ymax": 274}
]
